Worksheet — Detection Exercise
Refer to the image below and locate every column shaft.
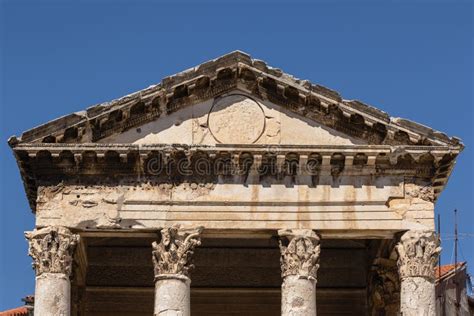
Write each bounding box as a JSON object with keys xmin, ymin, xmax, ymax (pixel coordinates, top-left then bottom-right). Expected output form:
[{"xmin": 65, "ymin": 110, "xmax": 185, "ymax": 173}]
[
  {"xmin": 154, "ymin": 276, "xmax": 191, "ymax": 316},
  {"xmin": 281, "ymin": 275, "xmax": 317, "ymax": 315},
  {"xmin": 400, "ymin": 277, "xmax": 436, "ymax": 315},
  {"xmin": 34, "ymin": 273, "xmax": 71, "ymax": 316}
]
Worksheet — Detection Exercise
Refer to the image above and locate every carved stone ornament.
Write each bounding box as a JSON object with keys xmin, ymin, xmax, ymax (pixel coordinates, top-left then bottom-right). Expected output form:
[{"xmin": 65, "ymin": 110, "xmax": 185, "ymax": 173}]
[
  {"xmin": 405, "ymin": 184, "xmax": 435, "ymax": 202},
  {"xmin": 208, "ymin": 94, "xmax": 266, "ymax": 144},
  {"xmin": 25, "ymin": 226, "xmax": 79, "ymax": 277},
  {"xmin": 152, "ymin": 225, "xmax": 203, "ymax": 279},
  {"xmin": 396, "ymin": 230, "xmax": 441, "ymax": 280},
  {"xmin": 369, "ymin": 258, "xmax": 400, "ymax": 316},
  {"xmin": 278, "ymin": 229, "xmax": 321, "ymax": 280}
]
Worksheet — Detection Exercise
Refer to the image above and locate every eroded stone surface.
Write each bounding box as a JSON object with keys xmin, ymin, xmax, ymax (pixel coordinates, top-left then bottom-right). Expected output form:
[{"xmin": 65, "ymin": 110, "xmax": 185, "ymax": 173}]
[
  {"xmin": 208, "ymin": 94, "xmax": 265, "ymax": 144},
  {"xmin": 400, "ymin": 276, "xmax": 436, "ymax": 316},
  {"xmin": 281, "ymin": 276, "xmax": 317, "ymax": 316},
  {"xmin": 279, "ymin": 229, "xmax": 320, "ymax": 280},
  {"xmin": 152, "ymin": 225, "xmax": 203, "ymax": 278},
  {"xmin": 98, "ymin": 92, "xmax": 367, "ymax": 146},
  {"xmin": 25, "ymin": 226, "xmax": 79, "ymax": 276},
  {"xmin": 405, "ymin": 184, "xmax": 435, "ymax": 203},
  {"xmin": 154, "ymin": 277, "xmax": 190, "ymax": 316},
  {"xmin": 396, "ymin": 230, "xmax": 440, "ymax": 280},
  {"xmin": 34, "ymin": 273, "xmax": 71, "ymax": 316},
  {"xmin": 36, "ymin": 176, "xmax": 425, "ymax": 233}
]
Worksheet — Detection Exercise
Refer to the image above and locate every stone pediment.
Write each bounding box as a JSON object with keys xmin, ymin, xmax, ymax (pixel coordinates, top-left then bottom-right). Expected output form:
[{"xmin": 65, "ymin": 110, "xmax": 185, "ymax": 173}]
[
  {"xmin": 98, "ymin": 91, "xmax": 368, "ymax": 146},
  {"xmin": 8, "ymin": 51, "xmax": 462, "ymax": 148}
]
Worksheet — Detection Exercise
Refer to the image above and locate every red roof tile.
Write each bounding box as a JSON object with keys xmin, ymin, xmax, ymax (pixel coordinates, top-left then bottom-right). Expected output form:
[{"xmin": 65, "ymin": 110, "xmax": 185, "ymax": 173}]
[
  {"xmin": 435, "ymin": 262, "xmax": 466, "ymax": 279},
  {"xmin": 0, "ymin": 307, "xmax": 28, "ymax": 316}
]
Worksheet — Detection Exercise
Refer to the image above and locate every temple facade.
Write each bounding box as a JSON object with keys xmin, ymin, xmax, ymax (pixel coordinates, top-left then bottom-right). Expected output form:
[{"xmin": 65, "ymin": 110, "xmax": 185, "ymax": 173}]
[{"xmin": 9, "ymin": 51, "xmax": 463, "ymax": 316}]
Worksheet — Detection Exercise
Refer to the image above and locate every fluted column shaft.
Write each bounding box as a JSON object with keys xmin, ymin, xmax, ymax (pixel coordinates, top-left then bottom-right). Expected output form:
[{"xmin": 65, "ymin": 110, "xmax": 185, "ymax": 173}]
[
  {"xmin": 279, "ymin": 229, "xmax": 321, "ymax": 316},
  {"xmin": 152, "ymin": 225, "xmax": 203, "ymax": 316},
  {"xmin": 26, "ymin": 226, "xmax": 79, "ymax": 316},
  {"xmin": 396, "ymin": 230, "xmax": 440, "ymax": 316}
]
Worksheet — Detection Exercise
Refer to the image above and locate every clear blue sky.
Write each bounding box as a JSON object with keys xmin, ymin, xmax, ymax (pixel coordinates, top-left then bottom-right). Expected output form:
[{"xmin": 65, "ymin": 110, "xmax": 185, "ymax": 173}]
[{"xmin": 1, "ymin": 0, "xmax": 472, "ymax": 310}]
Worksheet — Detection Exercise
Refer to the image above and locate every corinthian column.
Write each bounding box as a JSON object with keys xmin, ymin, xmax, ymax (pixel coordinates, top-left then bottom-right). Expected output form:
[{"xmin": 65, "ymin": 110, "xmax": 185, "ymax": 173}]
[
  {"xmin": 25, "ymin": 226, "xmax": 79, "ymax": 316},
  {"xmin": 278, "ymin": 229, "xmax": 320, "ymax": 316},
  {"xmin": 152, "ymin": 225, "xmax": 203, "ymax": 316},
  {"xmin": 396, "ymin": 230, "xmax": 441, "ymax": 316}
]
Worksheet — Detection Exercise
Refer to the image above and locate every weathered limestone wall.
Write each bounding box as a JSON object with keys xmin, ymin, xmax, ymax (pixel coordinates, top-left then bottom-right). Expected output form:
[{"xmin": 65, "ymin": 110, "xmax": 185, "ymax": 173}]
[{"xmin": 387, "ymin": 183, "xmax": 435, "ymax": 229}]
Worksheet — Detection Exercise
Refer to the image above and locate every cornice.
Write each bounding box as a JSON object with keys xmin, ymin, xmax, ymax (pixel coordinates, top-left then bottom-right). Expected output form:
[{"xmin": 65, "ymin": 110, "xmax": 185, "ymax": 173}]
[{"xmin": 12, "ymin": 142, "xmax": 462, "ymax": 156}]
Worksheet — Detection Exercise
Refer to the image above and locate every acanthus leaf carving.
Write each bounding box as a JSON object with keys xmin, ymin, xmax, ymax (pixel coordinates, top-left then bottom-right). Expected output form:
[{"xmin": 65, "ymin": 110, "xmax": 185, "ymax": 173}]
[
  {"xmin": 152, "ymin": 224, "xmax": 203, "ymax": 279},
  {"xmin": 25, "ymin": 226, "xmax": 79, "ymax": 277},
  {"xmin": 396, "ymin": 230, "xmax": 441, "ymax": 280},
  {"xmin": 278, "ymin": 229, "xmax": 321, "ymax": 280}
]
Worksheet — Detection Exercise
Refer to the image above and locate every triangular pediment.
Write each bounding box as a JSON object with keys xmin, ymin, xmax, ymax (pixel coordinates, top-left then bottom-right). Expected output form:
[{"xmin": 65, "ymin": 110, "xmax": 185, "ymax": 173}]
[
  {"xmin": 97, "ymin": 90, "xmax": 368, "ymax": 146},
  {"xmin": 9, "ymin": 50, "xmax": 462, "ymax": 149}
]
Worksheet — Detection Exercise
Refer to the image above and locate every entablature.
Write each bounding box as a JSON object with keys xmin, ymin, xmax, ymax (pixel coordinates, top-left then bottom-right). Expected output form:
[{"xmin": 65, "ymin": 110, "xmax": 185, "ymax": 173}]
[{"xmin": 14, "ymin": 143, "xmax": 459, "ymax": 212}]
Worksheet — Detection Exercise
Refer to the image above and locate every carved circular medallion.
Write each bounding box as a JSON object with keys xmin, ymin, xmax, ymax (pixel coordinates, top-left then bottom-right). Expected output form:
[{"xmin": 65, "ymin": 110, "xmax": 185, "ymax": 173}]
[{"xmin": 208, "ymin": 94, "xmax": 265, "ymax": 144}]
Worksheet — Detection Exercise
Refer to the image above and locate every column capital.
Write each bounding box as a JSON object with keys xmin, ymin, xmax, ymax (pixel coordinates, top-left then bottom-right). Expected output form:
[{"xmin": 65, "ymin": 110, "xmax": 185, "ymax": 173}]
[
  {"xmin": 396, "ymin": 230, "xmax": 441, "ymax": 281},
  {"xmin": 25, "ymin": 226, "xmax": 79, "ymax": 277},
  {"xmin": 152, "ymin": 224, "xmax": 203, "ymax": 279},
  {"xmin": 278, "ymin": 229, "xmax": 321, "ymax": 280}
]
